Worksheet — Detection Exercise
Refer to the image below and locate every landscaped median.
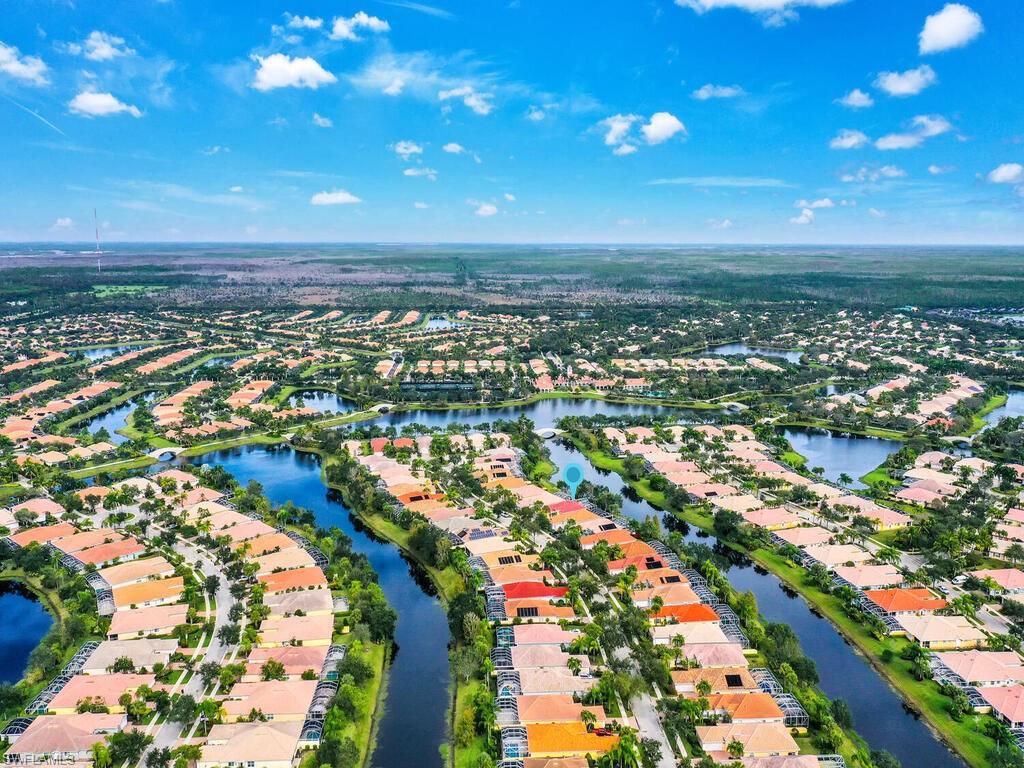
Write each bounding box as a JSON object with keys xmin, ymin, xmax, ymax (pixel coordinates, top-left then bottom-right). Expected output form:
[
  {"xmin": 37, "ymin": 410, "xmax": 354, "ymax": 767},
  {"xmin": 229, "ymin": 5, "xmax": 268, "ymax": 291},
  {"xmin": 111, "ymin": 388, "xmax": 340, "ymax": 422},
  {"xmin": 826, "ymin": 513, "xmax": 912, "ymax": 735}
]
[{"xmin": 565, "ymin": 434, "xmax": 998, "ymax": 768}]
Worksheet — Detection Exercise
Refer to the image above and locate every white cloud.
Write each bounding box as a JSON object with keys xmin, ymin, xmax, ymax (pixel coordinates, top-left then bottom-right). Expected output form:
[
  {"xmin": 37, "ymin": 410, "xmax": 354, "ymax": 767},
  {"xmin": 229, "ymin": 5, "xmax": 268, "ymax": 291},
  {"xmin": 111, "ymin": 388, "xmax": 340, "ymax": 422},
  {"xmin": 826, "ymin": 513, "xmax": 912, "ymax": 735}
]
[
  {"xmin": 707, "ymin": 217, "xmax": 733, "ymax": 230},
  {"xmin": 840, "ymin": 165, "xmax": 906, "ymax": 183},
  {"xmin": 795, "ymin": 197, "xmax": 834, "ymax": 209},
  {"xmin": 504, "ymin": 193, "xmax": 516, "ymax": 202},
  {"xmin": 413, "ymin": 201, "xmax": 430, "ymax": 209},
  {"xmin": 875, "ymin": 114, "xmax": 952, "ymax": 150},
  {"xmin": 600, "ymin": 114, "xmax": 640, "ymax": 147},
  {"xmin": 230, "ymin": 185, "xmax": 244, "ymax": 192},
  {"xmin": 312, "ymin": 112, "xmax": 333, "ymax": 128},
  {"xmin": 403, "ymin": 167, "xmax": 437, "ymax": 180},
  {"xmin": 613, "ymin": 143, "xmax": 638, "ymax": 156},
  {"xmin": 874, "ymin": 64, "xmax": 937, "ymax": 97},
  {"xmin": 53, "ymin": 217, "xmax": 73, "ymax": 229},
  {"xmin": 468, "ymin": 199, "xmax": 497, "ymax": 217},
  {"xmin": 988, "ymin": 163, "xmax": 1023, "ymax": 184},
  {"xmin": 0, "ymin": 41, "xmax": 49, "ymax": 86},
  {"xmin": 251, "ymin": 53, "xmax": 336, "ymax": 91},
  {"xmin": 201, "ymin": 145, "xmax": 230, "ymax": 155},
  {"xmin": 68, "ymin": 90, "xmax": 141, "ymax": 118},
  {"xmin": 928, "ymin": 164, "xmax": 955, "ymax": 175},
  {"xmin": 442, "ymin": 142, "xmax": 465, "ymax": 154},
  {"xmin": 789, "ymin": 208, "xmax": 815, "ymax": 225},
  {"xmin": 919, "ymin": 3, "xmax": 983, "ymax": 54},
  {"xmin": 286, "ymin": 14, "xmax": 323, "ymax": 29},
  {"xmin": 647, "ymin": 175, "xmax": 791, "ymax": 188},
  {"xmin": 438, "ymin": 85, "xmax": 493, "ymax": 115},
  {"xmin": 641, "ymin": 112, "xmax": 686, "ymax": 144},
  {"xmin": 869, "ymin": 207, "xmax": 887, "ymax": 218},
  {"xmin": 393, "ymin": 140, "xmax": 423, "ymax": 160},
  {"xmin": 69, "ymin": 31, "xmax": 134, "ymax": 61},
  {"xmin": 692, "ymin": 83, "xmax": 744, "ymax": 100},
  {"xmin": 383, "ymin": 77, "xmax": 405, "ymax": 95},
  {"xmin": 829, "ymin": 129, "xmax": 869, "ymax": 150},
  {"xmin": 526, "ymin": 106, "xmax": 546, "ymax": 121},
  {"xmin": 836, "ymin": 88, "xmax": 873, "ymax": 109},
  {"xmin": 329, "ymin": 11, "xmax": 390, "ymax": 41},
  {"xmin": 310, "ymin": 189, "xmax": 362, "ymax": 205},
  {"xmin": 676, "ymin": 0, "xmax": 847, "ymax": 27}
]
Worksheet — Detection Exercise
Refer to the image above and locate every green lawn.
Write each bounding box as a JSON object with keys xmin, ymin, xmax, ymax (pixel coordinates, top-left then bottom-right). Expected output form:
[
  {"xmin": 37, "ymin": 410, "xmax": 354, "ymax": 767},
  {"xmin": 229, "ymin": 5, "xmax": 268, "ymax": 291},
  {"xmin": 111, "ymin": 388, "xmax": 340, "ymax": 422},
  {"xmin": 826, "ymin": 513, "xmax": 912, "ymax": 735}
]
[
  {"xmin": 92, "ymin": 284, "xmax": 168, "ymax": 297},
  {"xmin": 453, "ymin": 678, "xmax": 491, "ymax": 768},
  {"xmin": 341, "ymin": 639, "xmax": 387, "ymax": 768}
]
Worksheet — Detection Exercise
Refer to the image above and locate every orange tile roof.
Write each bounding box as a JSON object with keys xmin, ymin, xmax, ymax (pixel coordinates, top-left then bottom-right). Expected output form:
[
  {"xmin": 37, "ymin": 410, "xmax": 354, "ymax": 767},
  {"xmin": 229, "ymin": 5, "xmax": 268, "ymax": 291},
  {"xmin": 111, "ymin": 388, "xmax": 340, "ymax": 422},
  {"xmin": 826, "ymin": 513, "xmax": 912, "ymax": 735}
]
[
  {"xmin": 863, "ymin": 588, "xmax": 947, "ymax": 613},
  {"xmin": 526, "ymin": 722, "xmax": 618, "ymax": 757},
  {"xmin": 705, "ymin": 692, "xmax": 784, "ymax": 721},
  {"xmin": 257, "ymin": 566, "xmax": 328, "ymax": 593},
  {"xmin": 652, "ymin": 603, "xmax": 720, "ymax": 623},
  {"xmin": 113, "ymin": 577, "xmax": 185, "ymax": 608}
]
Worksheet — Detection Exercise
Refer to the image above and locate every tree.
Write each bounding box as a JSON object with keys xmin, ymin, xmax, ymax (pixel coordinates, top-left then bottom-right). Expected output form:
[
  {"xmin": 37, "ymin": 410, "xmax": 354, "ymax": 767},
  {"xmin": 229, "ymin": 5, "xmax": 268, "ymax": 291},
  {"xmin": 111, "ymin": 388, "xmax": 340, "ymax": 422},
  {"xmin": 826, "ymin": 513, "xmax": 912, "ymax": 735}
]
[
  {"xmin": 107, "ymin": 730, "xmax": 153, "ymax": 766},
  {"xmin": 146, "ymin": 747, "xmax": 173, "ymax": 768},
  {"xmin": 169, "ymin": 694, "xmax": 198, "ymax": 724},
  {"xmin": 726, "ymin": 739, "xmax": 745, "ymax": 759},
  {"xmin": 91, "ymin": 742, "xmax": 113, "ymax": 768},
  {"xmin": 199, "ymin": 661, "xmax": 222, "ymax": 689},
  {"xmin": 567, "ymin": 657, "xmax": 582, "ymax": 676},
  {"xmin": 261, "ymin": 659, "xmax": 287, "ymax": 681},
  {"xmin": 110, "ymin": 656, "xmax": 136, "ymax": 673}
]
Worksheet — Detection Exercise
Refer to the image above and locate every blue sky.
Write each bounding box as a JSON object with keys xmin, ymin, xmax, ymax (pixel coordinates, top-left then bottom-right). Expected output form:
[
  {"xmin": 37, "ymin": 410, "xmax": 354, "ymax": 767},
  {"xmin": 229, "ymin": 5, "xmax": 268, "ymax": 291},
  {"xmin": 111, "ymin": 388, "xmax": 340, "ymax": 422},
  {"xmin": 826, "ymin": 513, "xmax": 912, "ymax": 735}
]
[{"xmin": 1, "ymin": 0, "xmax": 1022, "ymax": 244}]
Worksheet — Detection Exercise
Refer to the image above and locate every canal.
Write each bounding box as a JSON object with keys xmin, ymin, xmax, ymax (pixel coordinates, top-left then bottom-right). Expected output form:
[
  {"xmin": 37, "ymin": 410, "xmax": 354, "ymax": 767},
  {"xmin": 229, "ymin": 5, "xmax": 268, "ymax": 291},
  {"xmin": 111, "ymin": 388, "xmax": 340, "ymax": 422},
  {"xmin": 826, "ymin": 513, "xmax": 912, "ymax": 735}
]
[
  {"xmin": 0, "ymin": 581, "xmax": 53, "ymax": 684},
  {"xmin": 543, "ymin": 437, "xmax": 963, "ymax": 768},
  {"xmin": 184, "ymin": 445, "xmax": 449, "ymax": 768},
  {"xmin": 80, "ymin": 392, "xmax": 157, "ymax": 445}
]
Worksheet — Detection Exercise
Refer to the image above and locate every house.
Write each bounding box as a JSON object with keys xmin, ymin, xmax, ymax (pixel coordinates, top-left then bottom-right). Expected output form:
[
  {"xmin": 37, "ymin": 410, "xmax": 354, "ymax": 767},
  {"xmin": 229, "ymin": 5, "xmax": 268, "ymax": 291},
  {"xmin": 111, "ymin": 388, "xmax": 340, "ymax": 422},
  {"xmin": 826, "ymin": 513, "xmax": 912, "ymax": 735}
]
[
  {"xmin": 833, "ymin": 564, "xmax": 904, "ymax": 589},
  {"xmin": 741, "ymin": 507, "xmax": 801, "ymax": 531},
  {"xmin": 899, "ymin": 614, "xmax": 986, "ymax": 650},
  {"xmin": 257, "ymin": 615, "xmax": 334, "ymax": 647},
  {"xmin": 970, "ymin": 568, "xmax": 1024, "ymax": 596},
  {"xmin": 81, "ymin": 639, "xmax": 179, "ymax": 675},
  {"xmin": 979, "ymin": 686, "xmax": 1024, "ymax": 729},
  {"xmin": 221, "ymin": 680, "xmax": 317, "ymax": 722},
  {"xmin": 49, "ymin": 673, "xmax": 156, "ymax": 715},
  {"xmin": 108, "ymin": 603, "xmax": 189, "ymax": 640},
  {"xmin": 671, "ymin": 667, "xmax": 758, "ymax": 696},
  {"xmin": 704, "ymin": 693, "xmax": 784, "ymax": 724},
  {"xmin": 517, "ymin": 669, "xmax": 596, "ymax": 697},
  {"xmin": 243, "ymin": 646, "xmax": 330, "ymax": 682},
  {"xmin": 862, "ymin": 588, "xmax": 947, "ymax": 616},
  {"xmin": 696, "ymin": 722, "xmax": 799, "ymax": 758},
  {"xmin": 3, "ymin": 714, "xmax": 125, "ymax": 764},
  {"xmin": 112, "ymin": 577, "xmax": 185, "ymax": 610},
  {"xmin": 512, "ymin": 625, "xmax": 580, "ymax": 646},
  {"xmin": 525, "ymin": 722, "xmax": 618, "ymax": 758},
  {"xmin": 198, "ymin": 721, "xmax": 303, "ymax": 768},
  {"xmin": 774, "ymin": 526, "xmax": 833, "ymax": 549},
  {"xmin": 802, "ymin": 543, "xmax": 871, "ymax": 569},
  {"xmin": 933, "ymin": 651, "xmax": 1024, "ymax": 688},
  {"xmin": 515, "ymin": 695, "xmax": 606, "ymax": 725},
  {"xmin": 97, "ymin": 557, "xmax": 175, "ymax": 588}
]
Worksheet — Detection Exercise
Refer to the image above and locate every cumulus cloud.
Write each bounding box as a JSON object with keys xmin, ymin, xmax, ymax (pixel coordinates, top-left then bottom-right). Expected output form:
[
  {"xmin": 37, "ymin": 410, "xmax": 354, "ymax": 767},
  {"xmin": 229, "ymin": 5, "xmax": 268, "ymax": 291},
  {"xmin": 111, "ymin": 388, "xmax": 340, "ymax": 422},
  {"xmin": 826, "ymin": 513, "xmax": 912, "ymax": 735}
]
[
  {"xmin": 613, "ymin": 144, "xmax": 638, "ymax": 156},
  {"xmin": 789, "ymin": 208, "xmax": 815, "ymax": 225},
  {"xmin": 829, "ymin": 129, "xmax": 869, "ymax": 150},
  {"xmin": 251, "ymin": 53, "xmax": 336, "ymax": 91},
  {"xmin": 988, "ymin": 163, "xmax": 1023, "ymax": 184},
  {"xmin": 468, "ymin": 199, "xmax": 497, "ymax": 217},
  {"xmin": 201, "ymin": 145, "xmax": 230, "ymax": 155},
  {"xmin": 836, "ymin": 88, "xmax": 873, "ymax": 109},
  {"xmin": 329, "ymin": 11, "xmax": 390, "ymax": 41},
  {"xmin": 67, "ymin": 31, "xmax": 134, "ymax": 61},
  {"xmin": 869, "ymin": 207, "xmax": 887, "ymax": 218},
  {"xmin": 53, "ymin": 217, "xmax": 73, "ymax": 229},
  {"xmin": 68, "ymin": 90, "xmax": 142, "ymax": 118},
  {"xmin": 874, "ymin": 65, "xmax": 937, "ymax": 97},
  {"xmin": 230, "ymin": 186, "xmax": 244, "ymax": 192},
  {"xmin": 675, "ymin": 0, "xmax": 847, "ymax": 27},
  {"xmin": 642, "ymin": 112, "xmax": 686, "ymax": 143},
  {"xmin": 526, "ymin": 106, "xmax": 546, "ymax": 121},
  {"xmin": 928, "ymin": 164, "xmax": 955, "ymax": 175},
  {"xmin": 504, "ymin": 193, "xmax": 516, "ymax": 202},
  {"xmin": 692, "ymin": 83, "xmax": 744, "ymax": 100},
  {"xmin": 438, "ymin": 85, "xmax": 493, "ymax": 115},
  {"xmin": 601, "ymin": 114, "xmax": 640, "ymax": 146},
  {"xmin": 392, "ymin": 140, "xmax": 423, "ymax": 160},
  {"xmin": 795, "ymin": 197, "xmax": 835, "ymax": 209},
  {"xmin": 310, "ymin": 189, "xmax": 362, "ymax": 205},
  {"xmin": 707, "ymin": 217, "xmax": 733, "ymax": 230},
  {"xmin": 286, "ymin": 13, "xmax": 323, "ymax": 29},
  {"xmin": 403, "ymin": 167, "xmax": 437, "ymax": 180},
  {"xmin": 875, "ymin": 114, "xmax": 952, "ymax": 150},
  {"xmin": 442, "ymin": 142, "xmax": 465, "ymax": 154},
  {"xmin": 919, "ymin": 3, "xmax": 983, "ymax": 54},
  {"xmin": 840, "ymin": 165, "xmax": 906, "ymax": 183},
  {"xmin": 413, "ymin": 201, "xmax": 430, "ymax": 209},
  {"xmin": 312, "ymin": 112, "xmax": 333, "ymax": 127},
  {"xmin": 0, "ymin": 41, "xmax": 49, "ymax": 86}
]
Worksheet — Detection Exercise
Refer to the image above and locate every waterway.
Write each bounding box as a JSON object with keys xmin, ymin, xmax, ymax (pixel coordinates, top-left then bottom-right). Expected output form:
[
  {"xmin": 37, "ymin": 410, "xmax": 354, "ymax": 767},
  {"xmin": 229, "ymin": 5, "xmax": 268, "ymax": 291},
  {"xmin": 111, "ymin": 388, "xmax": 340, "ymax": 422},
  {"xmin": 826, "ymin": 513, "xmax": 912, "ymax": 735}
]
[
  {"xmin": 290, "ymin": 390, "xmax": 357, "ymax": 415},
  {"xmin": 184, "ymin": 445, "xmax": 448, "ymax": 768},
  {"xmin": 424, "ymin": 317, "xmax": 462, "ymax": 331},
  {"xmin": 79, "ymin": 392, "xmax": 157, "ymax": 445},
  {"xmin": 542, "ymin": 438, "xmax": 964, "ymax": 768},
  {"xmin": 77, "ymin": 345, "xmax": 143, "ymax": 360},
  {"xmin": 982, "ymin": 387, "xmax": 1024, "ymax": 429},
  {"xmin": 782, "ymin": 427, "xmax": 901, "ymax": 489},
  {"xmin": 706, "ymin": 342, "xmax": 803, "ymax": 364},
  {"xmin": 0, "ymin": 581, "xmax": 53, "ymax": 684}
]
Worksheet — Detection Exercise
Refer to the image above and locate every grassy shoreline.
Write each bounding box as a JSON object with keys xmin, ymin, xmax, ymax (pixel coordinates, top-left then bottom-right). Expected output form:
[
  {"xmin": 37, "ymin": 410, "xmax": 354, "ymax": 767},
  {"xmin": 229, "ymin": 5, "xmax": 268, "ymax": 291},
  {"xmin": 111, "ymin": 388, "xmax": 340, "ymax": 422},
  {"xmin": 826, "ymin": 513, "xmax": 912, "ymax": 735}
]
[{"xmin": 567, "ymin": 436, "xmax": 992, "ymax": 768}]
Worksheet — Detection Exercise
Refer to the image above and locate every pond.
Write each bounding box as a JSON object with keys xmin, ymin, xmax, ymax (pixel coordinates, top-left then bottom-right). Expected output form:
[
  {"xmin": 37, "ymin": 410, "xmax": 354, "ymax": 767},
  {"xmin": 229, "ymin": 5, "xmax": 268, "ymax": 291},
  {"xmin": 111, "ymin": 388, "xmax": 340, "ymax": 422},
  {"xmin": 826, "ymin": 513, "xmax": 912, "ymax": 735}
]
[
  {"xmin": 377, "ymin": 397, "xmax": 690, "ymax": 431},
  {"xmin": 706, "ymin": 342, "xmax": 803, "ymax": 364},
  {"xmin": 77, "ymin": 345, "xmax": 143, "ymax": 360},
  {"xmin": 781, "ymin": 427, "xmax": 901, "ymax": 489},
  {"xmin": 0, "ymin": 581, "xmax": 53, "ymax": 684},
  {"xmin": 544, "ymin": 438, "xmax": 964, "ymax": 768},
  {"xmin": 184, "ymin": 445, "xmax": 449, "ymax": 768},
  {"xmin": 290, "ymin": 390, "xmax": 358, "ymax": 415},
  {"xmin": 79, "ymin": 392, "xmax": 157, "ymax": 445},
  {"xmin": 981, "ymin": 387, "xmax": 1024, "ymax": 429},
  {"xmin": 424, "ymin": 317, "xmax": 462, "ymax": 331}
]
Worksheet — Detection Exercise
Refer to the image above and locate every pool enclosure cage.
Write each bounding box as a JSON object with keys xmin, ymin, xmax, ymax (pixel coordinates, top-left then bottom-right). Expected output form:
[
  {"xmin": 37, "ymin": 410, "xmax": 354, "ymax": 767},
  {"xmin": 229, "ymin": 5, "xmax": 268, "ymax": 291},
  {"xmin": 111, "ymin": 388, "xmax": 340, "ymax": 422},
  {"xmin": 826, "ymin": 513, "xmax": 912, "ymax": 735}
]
[
  {"xmin": 322, "ymin": 644, "xmax": 347, "ymax": 680},
  {"xmin": 24, "ymin": 642, "xmax": 100, "ymax": 715},
  {"xmin": 495, "ymin": 694, "xmax": 519, "ymax": 726},
  {"xmin": 750, "ymin": 667, "xmax": 810, "ymax": 728},
  {"xmin": 499, "ymin": 726, "xmax": 528, "ymax": 760},
  {"xmin": 496, "ymin": 670, "xmax": 521, "ymax": 698},
  {"xmin": 495, "ymin": 626, "xmax": 515, "ymax": 647}
]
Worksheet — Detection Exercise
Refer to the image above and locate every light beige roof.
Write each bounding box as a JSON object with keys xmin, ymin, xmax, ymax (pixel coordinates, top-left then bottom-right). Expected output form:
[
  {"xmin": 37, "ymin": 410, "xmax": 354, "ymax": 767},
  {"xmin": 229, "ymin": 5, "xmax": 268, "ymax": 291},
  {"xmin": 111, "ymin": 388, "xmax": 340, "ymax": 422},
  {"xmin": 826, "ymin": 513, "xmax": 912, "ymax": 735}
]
[
  {"xmin": 5, "ymin": 714, "xmax": 124, "ymax": 758},
  {"xmin": 899, "ymin": 614, "xmax": 986, "ymax": 644},
  {"xmin": 200, "ymin": 720, "xmax": 302, "ymax": 765},
  {"xmin": 222, "ymin": 680, "xmax": 317, "ymax": 718}
]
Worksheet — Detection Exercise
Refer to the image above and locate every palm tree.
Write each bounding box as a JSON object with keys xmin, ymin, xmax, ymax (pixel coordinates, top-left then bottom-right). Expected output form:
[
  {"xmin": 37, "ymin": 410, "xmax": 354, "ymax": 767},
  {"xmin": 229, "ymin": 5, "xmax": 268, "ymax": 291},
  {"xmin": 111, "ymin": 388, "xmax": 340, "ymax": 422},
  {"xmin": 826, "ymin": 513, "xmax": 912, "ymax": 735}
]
[
  {"xmin": 91, "ymin": 742, "xmax": 112, "ymax": 768},
  {"xmin": 567, "ymin": 657, "xmax": 582, "ymax": 676},
  {"xmin": 581, "ymin": 709, "xmax": 597, "ymax": 731},
  {"xmin": 726, "ymin": 738, "xmax": 745, "ymax": 759}
]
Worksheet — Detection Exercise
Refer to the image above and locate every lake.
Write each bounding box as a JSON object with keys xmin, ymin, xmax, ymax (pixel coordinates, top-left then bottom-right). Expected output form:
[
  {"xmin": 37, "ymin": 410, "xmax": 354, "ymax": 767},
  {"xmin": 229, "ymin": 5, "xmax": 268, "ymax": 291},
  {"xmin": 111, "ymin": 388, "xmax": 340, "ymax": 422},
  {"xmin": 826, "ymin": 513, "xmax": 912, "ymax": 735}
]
[
  {"xmin": 781, "ymin": 427, "xmax": 901, "ymax": 489},
  {"xmin": 290, "ymin": 390, "xmax": 358, "ymax": 415},
  {"xmin": 706, "ymin": 342, "xmax": 803, "ymax": 364},
  {"xmin": 0, "ymin": 582, "xmax": 53, "ymax": 684}
]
